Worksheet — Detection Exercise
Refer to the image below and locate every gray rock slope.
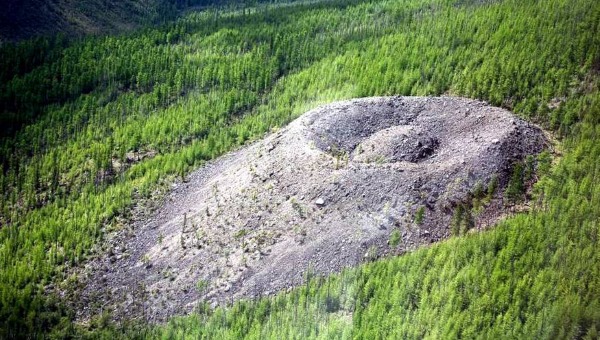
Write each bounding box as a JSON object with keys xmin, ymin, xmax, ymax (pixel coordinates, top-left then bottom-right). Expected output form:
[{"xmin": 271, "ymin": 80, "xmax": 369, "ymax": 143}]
[{"xmin": 79, "ymin": 96, "xmax": 547, "ymax": 322}]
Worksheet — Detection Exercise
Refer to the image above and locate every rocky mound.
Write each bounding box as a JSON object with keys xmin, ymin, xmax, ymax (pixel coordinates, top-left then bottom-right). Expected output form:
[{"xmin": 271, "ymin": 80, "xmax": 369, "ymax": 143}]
[{"xmin": 78, "ymin": 96, "xmax": 547, "ymax": 322}]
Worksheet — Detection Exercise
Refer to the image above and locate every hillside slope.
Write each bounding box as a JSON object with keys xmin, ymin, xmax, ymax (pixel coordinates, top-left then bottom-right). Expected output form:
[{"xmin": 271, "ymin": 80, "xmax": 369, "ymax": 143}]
[
  {"xmin": 0, "ymin": 0, "xmax": 171, "ymax": 42},
  {"xmin": 0, "ymin": 0, "xmax": 598, "ymax": 338},
  {"xmin": 77, "ymin": 96, "xmax": 546, "ymax": 322},
  {"xmin": 0, "ymin": 0, "xmax": 302, "ymax": 42}
]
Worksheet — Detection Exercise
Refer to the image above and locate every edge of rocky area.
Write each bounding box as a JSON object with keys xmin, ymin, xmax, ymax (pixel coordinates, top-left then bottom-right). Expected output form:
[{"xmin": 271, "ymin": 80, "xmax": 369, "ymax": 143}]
[{"xmin": 73, "ymin": 96, "xmax": 548, "ymax": 322}]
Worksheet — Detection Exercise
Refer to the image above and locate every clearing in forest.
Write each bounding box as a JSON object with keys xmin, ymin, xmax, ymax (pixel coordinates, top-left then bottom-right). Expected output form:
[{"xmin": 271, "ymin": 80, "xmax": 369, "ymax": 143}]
[{"xmin": 78, "ymin": 96, "xmax": 547, "ymax": 322}]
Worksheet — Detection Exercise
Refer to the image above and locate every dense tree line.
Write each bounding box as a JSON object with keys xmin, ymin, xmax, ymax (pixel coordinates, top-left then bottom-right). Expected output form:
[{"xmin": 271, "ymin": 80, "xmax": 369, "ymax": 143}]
[{"xmin": 0, "ymin": 0, "xmax": 599, "ymax": 337}]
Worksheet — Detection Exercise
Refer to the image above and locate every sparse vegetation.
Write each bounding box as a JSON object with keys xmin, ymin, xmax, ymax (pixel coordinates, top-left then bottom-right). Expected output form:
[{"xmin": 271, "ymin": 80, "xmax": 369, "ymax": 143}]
[
  {"xmin": 414, "ymin": 206, "xmax": 425, "ymax": 225},
  {"xmin": 365, "ymin": 246, "xmax": 378, "ymax": 262},
  {"xmin": 451, "ymin": 203, "xmax": 467, "ymax": 236},
  {"xmin": 471, "ymin": 180, "xmax": 486, "ymax": 211},
  {"xmin": 0, "ymin": 0, "xmax": 599, "ymax": 337},
  {"xmin": 389, "ymin": 229, "xmax": 401, "ymax": 248},
  {"xmin": 234, "ymin": 229, "xmax": 248, "ymax": 240},
  {"xmin": 196, "ymin": 280, "xmax": 208, "ymax": 294},
  {"xmin": 291, "ymin": 198, "xmax": 306, "ymax": 219},
  {"xmin": 505, "ymin": 163, "xmax": 526, "ymax": 205},
  {"xmin": 142, "ymin": 254, "xmax": 151, "ymax": 267}
]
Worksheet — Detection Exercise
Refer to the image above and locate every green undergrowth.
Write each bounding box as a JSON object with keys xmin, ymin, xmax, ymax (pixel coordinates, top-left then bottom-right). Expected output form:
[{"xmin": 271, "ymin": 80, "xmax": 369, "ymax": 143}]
[{"xmin": 0, "ymin": 0, "xmax": 599, "ymax": 337}]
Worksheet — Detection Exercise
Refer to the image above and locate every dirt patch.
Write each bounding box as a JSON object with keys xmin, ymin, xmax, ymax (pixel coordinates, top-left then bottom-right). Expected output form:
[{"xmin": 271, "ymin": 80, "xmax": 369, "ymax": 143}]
[{"xmin": 75, "ymin": 96, "xmax": 547, "ymax": 322}]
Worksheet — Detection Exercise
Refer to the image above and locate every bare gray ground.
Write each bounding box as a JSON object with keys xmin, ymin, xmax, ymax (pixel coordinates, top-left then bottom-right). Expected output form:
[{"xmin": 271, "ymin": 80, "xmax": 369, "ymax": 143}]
[{"xmin": 77, "ymin": 96, "xmax": 547, "ymax": 322}]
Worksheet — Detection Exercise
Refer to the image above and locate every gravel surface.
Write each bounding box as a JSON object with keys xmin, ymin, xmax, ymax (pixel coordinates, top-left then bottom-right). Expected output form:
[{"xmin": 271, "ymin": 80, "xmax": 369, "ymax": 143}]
[{"xmin": 76, "ymin": 96, "xmax": 547, "ymax": 322}]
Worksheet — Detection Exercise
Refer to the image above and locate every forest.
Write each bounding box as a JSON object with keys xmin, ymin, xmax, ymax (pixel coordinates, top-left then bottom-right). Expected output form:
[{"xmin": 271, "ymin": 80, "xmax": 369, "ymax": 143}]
[
  {"xmin": 0, "ymin": 0, "xmax": 298, "ymax": 42},
  {"xmin": 0, "ymin": 0, "xmax": 599, "ymax": 338}
]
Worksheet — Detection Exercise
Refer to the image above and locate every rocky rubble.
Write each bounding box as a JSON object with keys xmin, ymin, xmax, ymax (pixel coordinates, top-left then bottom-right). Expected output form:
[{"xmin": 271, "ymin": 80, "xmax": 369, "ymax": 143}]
[{"xmin": 77, "ymin": 96, "xmax": 547, "ymax": 322}]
